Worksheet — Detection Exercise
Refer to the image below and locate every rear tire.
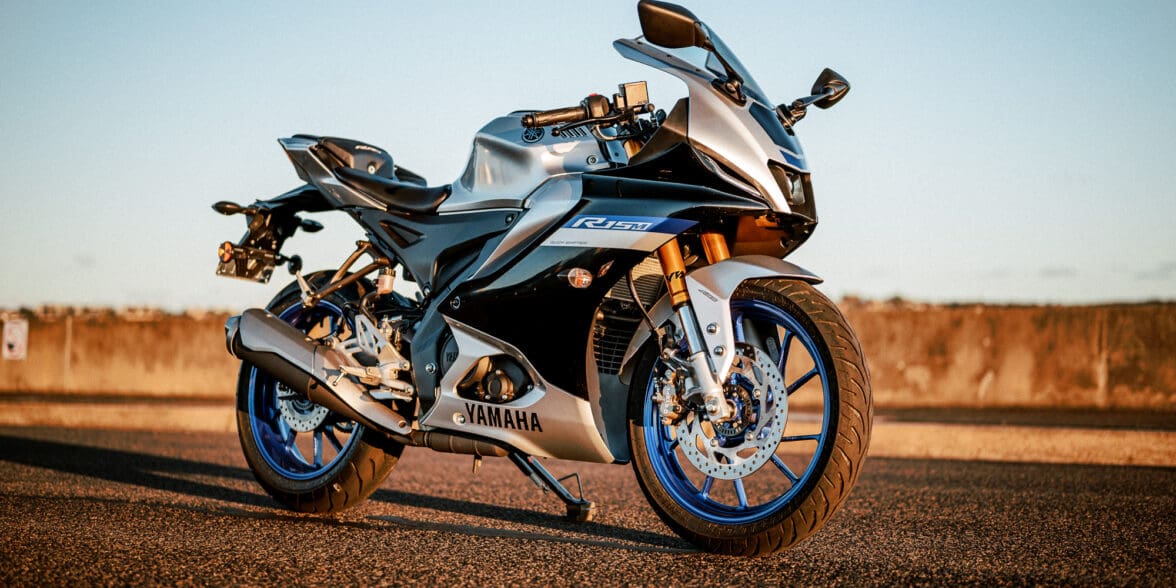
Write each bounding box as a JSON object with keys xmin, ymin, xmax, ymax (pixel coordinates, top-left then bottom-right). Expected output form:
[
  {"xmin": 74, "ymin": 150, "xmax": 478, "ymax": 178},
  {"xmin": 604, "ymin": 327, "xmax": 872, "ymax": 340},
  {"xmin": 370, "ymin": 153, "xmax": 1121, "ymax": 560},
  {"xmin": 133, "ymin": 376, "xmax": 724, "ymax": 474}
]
[
  {"xmin": 628, "ymin": 279, "xmax": 872, "ymax": 555},
  {"xmin": 236, "ymin": 273, "xmax": 403, "ymax": 513}
]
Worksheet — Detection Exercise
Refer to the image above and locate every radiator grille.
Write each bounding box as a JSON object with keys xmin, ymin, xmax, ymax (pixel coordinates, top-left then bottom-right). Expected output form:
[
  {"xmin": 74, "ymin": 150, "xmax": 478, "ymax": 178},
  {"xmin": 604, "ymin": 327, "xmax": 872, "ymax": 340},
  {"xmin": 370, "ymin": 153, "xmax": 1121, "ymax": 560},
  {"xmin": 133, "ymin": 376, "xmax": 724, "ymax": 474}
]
[
  {"xmin": 592, "ymin": 315, "xmax": 640, "ymax": 374},
  {"xmin": 606, "ymin": 255, "xmax": 663, "ymax": 306},
  {"xmin": 593, "ymin": 255, "xmax": 664, "ymax": 375}
]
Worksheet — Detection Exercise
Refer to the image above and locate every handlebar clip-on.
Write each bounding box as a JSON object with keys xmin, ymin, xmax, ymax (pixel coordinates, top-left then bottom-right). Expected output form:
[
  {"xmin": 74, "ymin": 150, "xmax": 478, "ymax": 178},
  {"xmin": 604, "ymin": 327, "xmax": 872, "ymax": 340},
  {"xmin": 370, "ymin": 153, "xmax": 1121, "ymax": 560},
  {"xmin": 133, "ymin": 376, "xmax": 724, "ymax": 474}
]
[{"xmin": 521, "ymin": 81, "xmax": 653, "ymax": 140}]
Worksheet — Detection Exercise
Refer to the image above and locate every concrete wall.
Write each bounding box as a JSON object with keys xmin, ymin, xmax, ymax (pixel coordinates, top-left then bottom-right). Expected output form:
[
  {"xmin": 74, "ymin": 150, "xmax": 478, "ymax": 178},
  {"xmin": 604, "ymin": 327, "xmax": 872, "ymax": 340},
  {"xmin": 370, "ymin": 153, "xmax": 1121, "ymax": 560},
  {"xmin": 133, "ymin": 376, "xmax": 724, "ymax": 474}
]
[
  {"xmin": 841, "ymin": 301, "xmax": 1176, "ymax": 409},
  {"xmin": 0, "ymin": 309, "xmax": 236, "ymax": 399},
  {"xmin": 2, "ymin": 303, "xmax": 1174, "ymax": 409}
]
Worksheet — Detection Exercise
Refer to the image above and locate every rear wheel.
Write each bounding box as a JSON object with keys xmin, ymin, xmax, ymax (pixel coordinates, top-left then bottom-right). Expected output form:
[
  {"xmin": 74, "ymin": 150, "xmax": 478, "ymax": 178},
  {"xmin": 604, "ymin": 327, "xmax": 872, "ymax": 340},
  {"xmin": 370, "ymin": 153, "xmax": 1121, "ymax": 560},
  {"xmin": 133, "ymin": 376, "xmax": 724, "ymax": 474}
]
[
  {"xmin": 629, "ymin": 279, "xmax": 872, "ymax": 555},
  {"xmin": 236, "ymin": 276, "xmax": 402, "ymax": 513}
]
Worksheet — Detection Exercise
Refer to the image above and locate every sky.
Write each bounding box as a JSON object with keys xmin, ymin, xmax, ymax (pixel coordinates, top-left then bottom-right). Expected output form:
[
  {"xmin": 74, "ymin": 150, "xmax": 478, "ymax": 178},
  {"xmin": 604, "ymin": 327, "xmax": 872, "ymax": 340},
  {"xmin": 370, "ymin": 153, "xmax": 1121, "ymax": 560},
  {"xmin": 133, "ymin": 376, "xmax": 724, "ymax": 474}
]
[{"xmin": 1, "ymin": 0, "xmax": 1174, "ymax": 310}]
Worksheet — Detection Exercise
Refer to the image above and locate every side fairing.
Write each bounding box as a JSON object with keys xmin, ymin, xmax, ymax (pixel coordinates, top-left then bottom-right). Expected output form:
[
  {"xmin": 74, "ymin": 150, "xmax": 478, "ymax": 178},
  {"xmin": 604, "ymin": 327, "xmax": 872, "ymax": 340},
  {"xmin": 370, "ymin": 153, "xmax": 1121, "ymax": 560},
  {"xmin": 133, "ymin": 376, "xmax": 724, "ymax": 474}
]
[{"xmin": 442, "ymin": 177, "xmax": 763, "ymax": 399}]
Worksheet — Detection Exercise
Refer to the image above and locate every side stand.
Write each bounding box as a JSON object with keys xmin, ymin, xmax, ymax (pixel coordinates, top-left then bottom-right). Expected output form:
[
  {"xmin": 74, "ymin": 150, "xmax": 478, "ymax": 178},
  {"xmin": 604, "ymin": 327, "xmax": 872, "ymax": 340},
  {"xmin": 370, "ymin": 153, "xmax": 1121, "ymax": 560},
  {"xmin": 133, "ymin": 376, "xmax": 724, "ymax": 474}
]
[{"xmin": 509, "ymin": 453, "xmax": 596, "ymax": 522}]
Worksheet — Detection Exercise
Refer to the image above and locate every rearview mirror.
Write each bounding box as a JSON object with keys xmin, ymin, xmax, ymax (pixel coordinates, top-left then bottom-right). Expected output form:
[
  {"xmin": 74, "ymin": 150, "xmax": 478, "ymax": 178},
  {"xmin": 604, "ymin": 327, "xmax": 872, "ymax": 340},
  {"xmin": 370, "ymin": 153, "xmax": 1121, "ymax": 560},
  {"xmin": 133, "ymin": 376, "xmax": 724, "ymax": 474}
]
[
  {"xmin": 638, "ymin": 0, "xmax": 708, "ymax": 49},
  {"xmin": 811, "ymin": 68, "xmax": 850, "ymax": 110}
]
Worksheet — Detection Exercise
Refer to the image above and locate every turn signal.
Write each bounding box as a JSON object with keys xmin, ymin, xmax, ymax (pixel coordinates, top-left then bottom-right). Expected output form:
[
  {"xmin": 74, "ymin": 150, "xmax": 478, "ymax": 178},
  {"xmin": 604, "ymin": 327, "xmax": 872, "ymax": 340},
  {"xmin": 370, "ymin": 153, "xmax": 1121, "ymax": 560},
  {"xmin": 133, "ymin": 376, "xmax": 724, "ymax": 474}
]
[
  {"xmin": 218, "ymin": 241, "xmax": 234, "ymax": 263},
  {"xmin": 566, "ymin": 268, "xmax": 593, "ymax": 289}
]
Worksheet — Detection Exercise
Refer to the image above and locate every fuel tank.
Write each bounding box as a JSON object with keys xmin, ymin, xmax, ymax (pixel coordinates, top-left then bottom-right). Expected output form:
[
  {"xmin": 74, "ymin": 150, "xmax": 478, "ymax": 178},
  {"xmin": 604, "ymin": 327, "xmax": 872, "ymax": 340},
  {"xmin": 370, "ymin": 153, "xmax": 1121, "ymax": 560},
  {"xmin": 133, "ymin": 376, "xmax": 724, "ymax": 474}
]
[{"xmin": 437, "ymin": 112, "xmax": 616, "ymax": 212}]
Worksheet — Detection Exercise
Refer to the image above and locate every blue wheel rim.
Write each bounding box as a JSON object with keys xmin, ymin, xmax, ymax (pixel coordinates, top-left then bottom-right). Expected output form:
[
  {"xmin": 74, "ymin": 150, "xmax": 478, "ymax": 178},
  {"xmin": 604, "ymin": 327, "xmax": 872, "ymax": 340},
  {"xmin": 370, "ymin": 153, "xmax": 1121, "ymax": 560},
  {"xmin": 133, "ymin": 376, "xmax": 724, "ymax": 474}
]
[
  {"xmin": 247, "ymin": 301, "xmax": 361, "ymax": 480},
  {"xmin": 641, "ymin": 298, "xmax": 833, "ymax": 525}
]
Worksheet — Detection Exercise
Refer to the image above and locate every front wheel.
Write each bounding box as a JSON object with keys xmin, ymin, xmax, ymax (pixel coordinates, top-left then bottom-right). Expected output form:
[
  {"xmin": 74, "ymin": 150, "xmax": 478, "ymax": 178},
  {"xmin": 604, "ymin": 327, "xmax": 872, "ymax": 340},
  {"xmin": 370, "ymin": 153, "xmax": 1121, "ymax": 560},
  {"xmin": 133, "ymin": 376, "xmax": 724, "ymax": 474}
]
[{"xmin": 629, "ymin": 279, "xmax": 872, "ymax": 556}]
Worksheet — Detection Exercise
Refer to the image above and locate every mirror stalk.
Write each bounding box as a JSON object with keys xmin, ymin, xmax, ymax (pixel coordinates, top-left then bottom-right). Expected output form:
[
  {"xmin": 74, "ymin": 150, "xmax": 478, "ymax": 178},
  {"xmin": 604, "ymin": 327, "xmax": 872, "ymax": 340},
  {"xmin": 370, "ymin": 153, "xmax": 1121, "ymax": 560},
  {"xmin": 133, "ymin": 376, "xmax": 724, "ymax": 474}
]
[{"xmin": 779, "ymin": 68, "xmax": 851, "ymax": 127}]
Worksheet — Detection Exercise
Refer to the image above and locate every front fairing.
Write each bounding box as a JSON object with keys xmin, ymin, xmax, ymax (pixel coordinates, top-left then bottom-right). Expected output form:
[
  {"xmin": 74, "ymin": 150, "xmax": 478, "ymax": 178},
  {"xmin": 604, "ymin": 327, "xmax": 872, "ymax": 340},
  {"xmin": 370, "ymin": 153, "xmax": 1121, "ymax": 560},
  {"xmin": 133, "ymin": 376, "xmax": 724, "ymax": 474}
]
[{"xmin": 614, "ymin": 34, "xmax": 807, "ymax": 214}]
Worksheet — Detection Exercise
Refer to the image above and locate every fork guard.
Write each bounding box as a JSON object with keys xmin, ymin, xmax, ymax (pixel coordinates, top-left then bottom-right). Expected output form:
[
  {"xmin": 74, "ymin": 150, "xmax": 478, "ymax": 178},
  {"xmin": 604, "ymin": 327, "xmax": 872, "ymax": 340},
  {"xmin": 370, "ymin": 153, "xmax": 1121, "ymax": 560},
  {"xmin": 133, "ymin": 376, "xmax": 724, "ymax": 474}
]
[{"xmin": 618, "ymin": 254, "xmax": 822, "ymax": 386}]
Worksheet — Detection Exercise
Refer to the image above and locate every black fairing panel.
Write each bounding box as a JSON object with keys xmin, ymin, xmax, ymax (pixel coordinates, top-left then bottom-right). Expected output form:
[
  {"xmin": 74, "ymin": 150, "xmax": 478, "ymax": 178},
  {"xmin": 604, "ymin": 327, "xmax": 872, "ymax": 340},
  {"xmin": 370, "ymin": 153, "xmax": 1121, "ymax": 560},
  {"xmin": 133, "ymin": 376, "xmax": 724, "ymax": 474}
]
[
  {"xmin": 355, "ymin": 208, "xmax": 519, "ymax": 293},
  {"xmin": 590, "ymin": 141, "xmax": 752, "ymax": 199},
  {"xmin": 627, "ymin": 97, "xmax": 688, "ymax": 167},
  {"xmin": 318, "ymin": 136, "xmax": 396, "ymax": 179},
  {"xmin": 255, "ymin": 184, "xmax": 333, "ymax": 214}
]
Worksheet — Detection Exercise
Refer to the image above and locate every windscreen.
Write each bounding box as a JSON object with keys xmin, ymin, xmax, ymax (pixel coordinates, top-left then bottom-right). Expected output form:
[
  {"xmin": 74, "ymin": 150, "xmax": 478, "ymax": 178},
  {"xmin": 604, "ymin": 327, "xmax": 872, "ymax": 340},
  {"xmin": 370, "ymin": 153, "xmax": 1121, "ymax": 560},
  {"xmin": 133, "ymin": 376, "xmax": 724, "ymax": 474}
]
[
  {"xmin": 702, "ymin": 25, "xmax": 771, "ymax": 106},
  {"xmin": 614, "ymin": 34, "xmax": 809, "ymax": 212}
]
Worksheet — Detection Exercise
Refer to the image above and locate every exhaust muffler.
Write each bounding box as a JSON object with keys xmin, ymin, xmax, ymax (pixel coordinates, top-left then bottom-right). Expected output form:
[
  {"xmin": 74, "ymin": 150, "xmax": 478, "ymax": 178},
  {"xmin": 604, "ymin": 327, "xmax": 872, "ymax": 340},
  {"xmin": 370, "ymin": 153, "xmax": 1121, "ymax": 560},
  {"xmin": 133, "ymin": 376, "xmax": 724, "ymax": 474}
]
[{"xmin": 225, "ymin": 308, "xmax": 411, "ymax": 435}]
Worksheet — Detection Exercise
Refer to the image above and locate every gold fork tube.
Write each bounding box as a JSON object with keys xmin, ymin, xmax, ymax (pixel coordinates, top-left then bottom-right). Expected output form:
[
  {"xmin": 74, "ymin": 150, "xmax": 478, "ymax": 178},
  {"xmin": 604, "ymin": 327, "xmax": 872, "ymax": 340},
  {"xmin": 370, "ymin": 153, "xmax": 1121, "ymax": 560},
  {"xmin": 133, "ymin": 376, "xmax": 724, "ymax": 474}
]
[
  {"xmin": 657, "ymin": 239, "xmax": 691, "ymax": 308},
  {"xmin": 700, "ymin": 232, "xmax": 731, "ymax": 264}
]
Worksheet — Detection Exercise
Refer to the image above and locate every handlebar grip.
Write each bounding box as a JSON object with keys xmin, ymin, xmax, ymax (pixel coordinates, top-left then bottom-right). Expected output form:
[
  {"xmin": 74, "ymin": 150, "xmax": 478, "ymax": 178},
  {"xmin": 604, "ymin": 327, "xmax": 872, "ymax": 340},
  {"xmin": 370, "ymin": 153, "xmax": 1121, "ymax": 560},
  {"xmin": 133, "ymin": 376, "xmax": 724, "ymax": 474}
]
[{"xmin": 521, "ymin": 105, "xmax": 589, "ymax": 128}]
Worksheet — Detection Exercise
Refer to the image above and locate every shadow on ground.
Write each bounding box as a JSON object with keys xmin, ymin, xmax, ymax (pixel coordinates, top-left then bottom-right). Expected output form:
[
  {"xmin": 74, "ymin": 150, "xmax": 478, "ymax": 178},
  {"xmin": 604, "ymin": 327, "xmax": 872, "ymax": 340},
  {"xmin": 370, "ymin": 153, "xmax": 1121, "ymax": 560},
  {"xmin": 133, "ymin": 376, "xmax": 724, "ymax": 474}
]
[
  {"xmin": 374, "ymin": 489, "xmax": 692, "ymax": 553},
  {"xmin": 0, "ymin": 434, "xmax": 266, "ymax": 507},
  {"xmin": 0, "ymin": 432, "xmax": 690, "ymax": 553}
]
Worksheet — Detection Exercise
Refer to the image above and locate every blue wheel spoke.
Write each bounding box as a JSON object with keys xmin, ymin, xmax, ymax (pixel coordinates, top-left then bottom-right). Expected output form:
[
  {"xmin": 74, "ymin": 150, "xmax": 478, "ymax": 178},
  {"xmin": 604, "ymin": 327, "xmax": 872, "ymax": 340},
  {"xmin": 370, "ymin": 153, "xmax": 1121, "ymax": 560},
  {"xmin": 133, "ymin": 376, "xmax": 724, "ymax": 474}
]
[
  {"xmin": 787, "ymin": 367, "xmax": 819, "ymax": 395},
  {"xmin": 667, "ymin": 437, "xmax": 680, "ymax": 451},
  {"xmin": 325, "ymin": 426, "xmax": 344, "ymax": 451},
  {"xmin": 782, "ymin": 434, "xmax": 820, "ymax": 442},
  {"xmin": 313, "ymin": 431, "xmax": 324, "ymax": 467},
  {"xmin": 733, "ymin": 478, "xmax": 748, "ymax": 509},
  {"xmin": 700, "ymin": 475, "xmax": 714, "ymax": 499},
  {"xmin": 732, "ymin": 312, "xmax": 745, "ymax": 343},
  {"xmin": 772, "ymin": 455, "xmax": 800, "ymax": 483},
  {"xmin": 777, "ymin": 331, "xmax": 794, "ymax": 372}
]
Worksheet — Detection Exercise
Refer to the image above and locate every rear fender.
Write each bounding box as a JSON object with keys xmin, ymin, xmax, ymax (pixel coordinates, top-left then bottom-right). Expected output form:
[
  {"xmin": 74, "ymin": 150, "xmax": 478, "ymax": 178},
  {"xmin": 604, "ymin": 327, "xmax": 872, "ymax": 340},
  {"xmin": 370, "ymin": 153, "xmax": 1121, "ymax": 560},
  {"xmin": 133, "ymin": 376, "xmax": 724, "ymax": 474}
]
[{"xmin": 254, "ymin": 183, "xmax": 333, "ymax": 215}]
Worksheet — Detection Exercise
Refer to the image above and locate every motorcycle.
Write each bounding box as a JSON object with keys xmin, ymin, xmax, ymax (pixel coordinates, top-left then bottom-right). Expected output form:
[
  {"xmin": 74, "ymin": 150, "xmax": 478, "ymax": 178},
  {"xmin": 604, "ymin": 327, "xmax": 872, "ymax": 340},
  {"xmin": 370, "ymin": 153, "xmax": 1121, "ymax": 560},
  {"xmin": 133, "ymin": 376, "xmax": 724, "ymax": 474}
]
[{"xmin": 213, "ymin": 0, "xmax": 871, "ymax": 556}]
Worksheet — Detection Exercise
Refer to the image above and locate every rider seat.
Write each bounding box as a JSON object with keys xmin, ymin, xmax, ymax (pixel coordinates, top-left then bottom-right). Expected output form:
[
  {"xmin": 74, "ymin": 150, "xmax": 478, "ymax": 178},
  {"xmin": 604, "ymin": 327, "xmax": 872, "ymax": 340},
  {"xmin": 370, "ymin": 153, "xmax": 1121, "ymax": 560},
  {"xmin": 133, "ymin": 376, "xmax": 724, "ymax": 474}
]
[
  {"xmin": 335, "ymin": 167, "xmax": 451, "ymax": 214},
  {"xmin": 311, "ymin": 136, "xmax": 452, "ymax": 214}
]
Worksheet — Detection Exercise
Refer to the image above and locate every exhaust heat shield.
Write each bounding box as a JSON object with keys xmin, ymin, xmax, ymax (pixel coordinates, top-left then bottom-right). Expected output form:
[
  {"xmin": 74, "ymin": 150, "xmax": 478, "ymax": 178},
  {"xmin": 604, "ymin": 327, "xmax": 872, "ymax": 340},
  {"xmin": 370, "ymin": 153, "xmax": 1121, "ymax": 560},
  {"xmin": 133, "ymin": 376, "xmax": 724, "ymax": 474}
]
[{"xmin": 225, "ymin": 308, "xmax": 410, "ymax": 435}]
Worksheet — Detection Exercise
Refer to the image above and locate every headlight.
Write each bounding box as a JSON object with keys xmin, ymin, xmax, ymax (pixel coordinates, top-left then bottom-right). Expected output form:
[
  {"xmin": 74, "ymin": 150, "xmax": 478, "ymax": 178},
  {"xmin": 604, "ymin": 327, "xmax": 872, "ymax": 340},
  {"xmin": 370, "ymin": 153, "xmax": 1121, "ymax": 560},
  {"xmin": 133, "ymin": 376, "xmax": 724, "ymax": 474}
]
[
  {"xmin": 768, "ymin": 162, "xmax": 816, "ymax": 220},
  {"xmin": 769, "ymin": 163, "xmax": 805, "ymax": 206}
]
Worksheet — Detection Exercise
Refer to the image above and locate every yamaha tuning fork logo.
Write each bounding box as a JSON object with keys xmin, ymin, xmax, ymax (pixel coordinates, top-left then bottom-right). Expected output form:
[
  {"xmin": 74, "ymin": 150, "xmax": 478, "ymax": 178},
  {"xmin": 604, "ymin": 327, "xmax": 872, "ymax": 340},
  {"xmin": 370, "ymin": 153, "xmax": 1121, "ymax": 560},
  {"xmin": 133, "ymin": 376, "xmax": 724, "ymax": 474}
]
[
  {"xmin": 521, "ymin": 127, "xmax": 545, "ymax": 143},
  {"xmin": 541, "ymin": 215, "xmax": 696, "ymax": 251}
]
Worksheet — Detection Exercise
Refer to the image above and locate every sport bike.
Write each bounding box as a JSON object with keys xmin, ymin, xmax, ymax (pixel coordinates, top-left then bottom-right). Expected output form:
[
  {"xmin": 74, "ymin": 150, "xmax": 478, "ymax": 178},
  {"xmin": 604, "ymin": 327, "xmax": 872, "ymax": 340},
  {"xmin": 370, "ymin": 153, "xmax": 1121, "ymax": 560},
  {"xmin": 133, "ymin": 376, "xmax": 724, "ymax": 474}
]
[{"xmin": 213, "ymin": 0, "xmax": 871, "ymax": 556}]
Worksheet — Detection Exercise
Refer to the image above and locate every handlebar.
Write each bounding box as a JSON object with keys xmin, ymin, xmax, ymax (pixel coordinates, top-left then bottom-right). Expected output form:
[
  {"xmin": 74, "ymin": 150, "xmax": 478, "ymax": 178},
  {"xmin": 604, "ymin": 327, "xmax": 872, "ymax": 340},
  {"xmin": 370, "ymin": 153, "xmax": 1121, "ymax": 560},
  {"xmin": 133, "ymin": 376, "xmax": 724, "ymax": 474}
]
[
  {"xmin": 521, "ymin": 95, "xmax": 614, "ymax": 128},
  {"xmin": 521, "ymin": 105, "xmax": 589, "ymax": 128}
]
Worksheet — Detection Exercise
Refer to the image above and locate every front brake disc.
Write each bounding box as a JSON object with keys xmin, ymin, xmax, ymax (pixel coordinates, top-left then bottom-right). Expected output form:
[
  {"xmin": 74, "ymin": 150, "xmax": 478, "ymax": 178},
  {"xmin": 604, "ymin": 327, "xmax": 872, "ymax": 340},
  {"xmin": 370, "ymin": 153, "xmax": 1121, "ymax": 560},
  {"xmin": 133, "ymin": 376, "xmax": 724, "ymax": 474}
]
[{"xmin": 676, "ymin": 344, "xmax": 788, "ymax": 480}]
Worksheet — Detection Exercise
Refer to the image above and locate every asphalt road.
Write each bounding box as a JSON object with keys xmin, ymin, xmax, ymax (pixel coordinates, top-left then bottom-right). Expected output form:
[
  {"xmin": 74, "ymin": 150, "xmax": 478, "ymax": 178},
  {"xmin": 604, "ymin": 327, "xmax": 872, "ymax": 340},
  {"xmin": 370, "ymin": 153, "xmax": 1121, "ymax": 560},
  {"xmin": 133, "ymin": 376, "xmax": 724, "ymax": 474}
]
[{"xmin": 0, "ymin": 427, "xmax": 1172, "ymax": 586}]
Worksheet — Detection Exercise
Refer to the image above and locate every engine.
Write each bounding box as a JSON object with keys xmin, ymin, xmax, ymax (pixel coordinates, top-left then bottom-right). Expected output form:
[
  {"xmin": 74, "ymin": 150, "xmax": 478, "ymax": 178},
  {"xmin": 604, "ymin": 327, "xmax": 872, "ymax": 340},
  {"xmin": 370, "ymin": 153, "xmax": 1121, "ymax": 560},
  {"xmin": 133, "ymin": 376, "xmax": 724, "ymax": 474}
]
[{"xmin": 456, "ymin": 355, "xmax": 533, "ymax": 404}]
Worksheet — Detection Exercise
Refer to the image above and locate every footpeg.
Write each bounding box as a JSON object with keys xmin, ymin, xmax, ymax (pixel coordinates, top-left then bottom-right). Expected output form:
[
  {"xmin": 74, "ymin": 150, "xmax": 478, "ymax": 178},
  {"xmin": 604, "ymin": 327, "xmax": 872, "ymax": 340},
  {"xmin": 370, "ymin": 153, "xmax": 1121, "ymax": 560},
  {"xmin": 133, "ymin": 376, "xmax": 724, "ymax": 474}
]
[{"xmin": 508, "ymin": 453, "xmax": 596, "ymax": 522}]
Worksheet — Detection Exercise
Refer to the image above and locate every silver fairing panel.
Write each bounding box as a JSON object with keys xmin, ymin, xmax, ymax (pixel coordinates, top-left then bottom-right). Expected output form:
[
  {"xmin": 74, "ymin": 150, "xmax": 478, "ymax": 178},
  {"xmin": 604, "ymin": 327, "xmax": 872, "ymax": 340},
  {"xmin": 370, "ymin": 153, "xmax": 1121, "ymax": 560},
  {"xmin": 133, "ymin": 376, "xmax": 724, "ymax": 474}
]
[
  {"xmin": 277, "ymin": 136, "xmax": 386, "ymax": 209},
  {"xmin": 420, "ymin": 317, "xmax": 615, "ymax": 464},
  {"xmin": 613, "ymin": 37, "xmax": 808, "ymax": 214},
  {"xmin": 279, "ymin": 113, "xmax": 608, "ymax": 215},
  {"xmin": 438, "ymin": 113, "xmax": 611, "ymax": 213},
  {"xmin": 468, "ymin": 174, "xmax": 582, "ymax": 281}
]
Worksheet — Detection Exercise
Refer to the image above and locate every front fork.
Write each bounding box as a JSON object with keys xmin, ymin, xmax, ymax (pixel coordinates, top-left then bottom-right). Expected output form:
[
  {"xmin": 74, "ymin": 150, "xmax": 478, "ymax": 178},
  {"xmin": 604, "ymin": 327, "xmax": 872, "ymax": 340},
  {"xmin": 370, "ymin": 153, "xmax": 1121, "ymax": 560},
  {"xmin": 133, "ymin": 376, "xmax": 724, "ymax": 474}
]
[{"xmin": 656, "ymin": 233, "xmax": 735, "ymax": 421}]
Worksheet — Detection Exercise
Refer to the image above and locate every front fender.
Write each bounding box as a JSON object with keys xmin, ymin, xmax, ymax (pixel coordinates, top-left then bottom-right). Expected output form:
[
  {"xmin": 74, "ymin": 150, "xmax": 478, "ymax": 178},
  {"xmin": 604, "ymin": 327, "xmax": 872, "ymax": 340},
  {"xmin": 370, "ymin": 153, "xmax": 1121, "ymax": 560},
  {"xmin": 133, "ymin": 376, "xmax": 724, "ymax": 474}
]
[{"xmin": 618, "ymin": 255, "xmax": 821, "ymax": 385}]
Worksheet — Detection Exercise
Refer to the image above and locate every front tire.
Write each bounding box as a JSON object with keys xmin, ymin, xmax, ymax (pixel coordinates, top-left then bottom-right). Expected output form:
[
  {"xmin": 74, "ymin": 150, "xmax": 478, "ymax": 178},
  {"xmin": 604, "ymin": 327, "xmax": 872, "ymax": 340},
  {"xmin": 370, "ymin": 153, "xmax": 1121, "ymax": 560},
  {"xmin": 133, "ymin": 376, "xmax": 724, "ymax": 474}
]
[
  {"xmin": 629, "ymin": 279, "xmax": 872, "ymax": 556},
  {"xmin": 236, "ymin": 275, "xmax": 402, "ymax": 513}
]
